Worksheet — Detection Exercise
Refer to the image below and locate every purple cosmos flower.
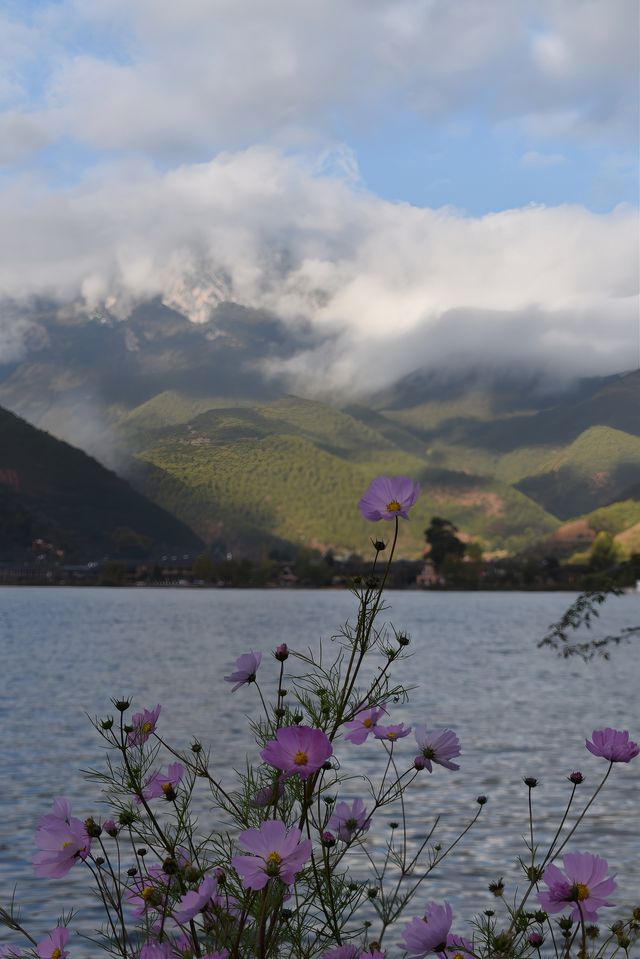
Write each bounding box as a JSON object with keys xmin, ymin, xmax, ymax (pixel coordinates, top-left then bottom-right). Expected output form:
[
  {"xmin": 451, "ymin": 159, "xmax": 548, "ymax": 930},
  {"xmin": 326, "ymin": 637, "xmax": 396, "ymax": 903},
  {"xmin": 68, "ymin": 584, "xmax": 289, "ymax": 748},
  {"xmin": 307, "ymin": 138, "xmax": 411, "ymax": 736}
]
[
  {"xmin": 36, "ymin": 927, "xmax": 69, "ymax": 959},
  {"xmin": 538, "ymin": 852, "xmax": 616, "ymax": 922},
  {"xmin": 33, "ymin": 798, "xmax": 91, "ymax": 878},
  {"xmin": 224, "ymin": 651, "xmax": 262, "ymax": 691},
  {"xmin": 251, "ymin": 776, "xmax": 285, "ymax": 808},
  {"xmin": 414, "ymin": 726, "xmax": 461, "ymax": 772},
  {"xmin": 261, "ymin": 725, "xmax": 333, "ymax": 779},
  {"xmin": 274, "ymin": 643, "xmax": 289, "ymax": 661},
  {"xmin": 140, "ymin": 945, "xmax": 176, "ymax": 959},
  {"xmin": 327, "ymin": 798, "xmax": 371, "ymax": 843},
  {"xmin": 440, "ymin": 934, "xmax": 474, "ymax": 958},
  {"xmin": 365, "ymin": 953, "xmax": 386, "ymax": 959},
  {"xmin": 344, "ymin": 705, "xmax": 387, "ymax": 744},
  {"xmin": 174, "ymin": 874, "xmax": 219, "ymax": 923},
  {"xmin": 128, "ymin": 704, "xmax": 162, "ymax": 746},
  {"xmin": 102, "ymin": 819, "xmax": 118, "ymax": 837},
  {"xmin": 585, "ymin": 728, "xmax": 639, "ymax": 763},
  {"xmin": 125, "ymin": 865, "xmax": 171, "ymax": 916},
  {"xmin": 373, "ymin": 723, "xmax": 412, "ymax": 743},
  {"xmin": 321, "ymin": 948, "xmax": 360, "ymax": 959},
  {"xmin": 359, "ymin": 476, "xmax": 420, "ymax": 522},
  {"xmin": 232, "ymin": 819, "xmax": 312, "ymax": 890},
  {"xmin": 137, "ymin": 763, "xmax": 184, "ymax": 802},
  {"xmin": 403, "ymin": 902, "xmax": 454, "ymax": 958}
]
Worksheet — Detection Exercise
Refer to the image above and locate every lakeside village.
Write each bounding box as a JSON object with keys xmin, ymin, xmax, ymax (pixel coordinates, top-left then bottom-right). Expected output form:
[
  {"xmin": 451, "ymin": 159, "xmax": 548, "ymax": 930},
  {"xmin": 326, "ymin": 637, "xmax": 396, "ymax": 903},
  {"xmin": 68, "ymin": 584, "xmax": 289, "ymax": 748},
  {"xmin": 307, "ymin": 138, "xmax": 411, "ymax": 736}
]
[{"xmin": 2, "ymin": 517, "xmax": 639, "ymax": 591}]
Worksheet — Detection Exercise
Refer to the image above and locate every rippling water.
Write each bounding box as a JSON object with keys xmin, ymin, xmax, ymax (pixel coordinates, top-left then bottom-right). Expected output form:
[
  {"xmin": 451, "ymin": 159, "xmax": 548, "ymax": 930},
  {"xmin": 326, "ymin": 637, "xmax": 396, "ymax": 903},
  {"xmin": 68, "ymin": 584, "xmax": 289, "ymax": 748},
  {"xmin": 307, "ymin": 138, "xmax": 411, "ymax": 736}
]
[{"xmin": 0, "ymin": 587, "xmax": 638, "ymax": 953}]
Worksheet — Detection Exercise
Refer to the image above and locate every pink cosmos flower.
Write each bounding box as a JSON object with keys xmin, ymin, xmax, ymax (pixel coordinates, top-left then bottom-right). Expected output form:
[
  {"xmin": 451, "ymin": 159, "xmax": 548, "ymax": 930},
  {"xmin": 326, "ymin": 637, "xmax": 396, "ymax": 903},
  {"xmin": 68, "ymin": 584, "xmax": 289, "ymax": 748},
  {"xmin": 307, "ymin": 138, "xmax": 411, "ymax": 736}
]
[
  {"xmin": 173, "ymin": 874, "xmax": 219, "ymax": 923},
  {"xmin": 321, "ymin": 947, "xmax": 360, "ymax": 959},
  {"xmin": 327, "ymin": 798, "xmax": 371, "ymax": 843},
  {"xmin": 33, "ymin": 798, "xmax": 91, "ymax": 878},
  {"xmin": 373, "ymin": 723, "xmax": 412, "ymax": 743},
  {"xmin": 128, "ymin": 704, "xmax": 162, "ymax": 746},
  {"xmin": 232, "ymin": 819, "xmax": 312, "ymax": 890},
  {"xmin": 585, "ymin": 728, "xmax": 639, "ymax": 763},
  {"xmin": 137, "ymin": 763, "xmax": 184, "ymax": 802},
  {"xmin": 224, "ymin": 651, "xmax": 262, "ymax": 691},
  {"xmin": 414, "ymin": 726, "xmax": 461, "ymax": 772},
  {"xmin": 343, "ymin": 705, "xmax": 387, "ymax": 745},
  {"xmin": 538, "ymin": 851, "xmax": 616, "ymax": 922},
  {"xmin": 359, "ymin": 476, "xmax": 420, "ymax": 522},
  {"xmin": 36, "ymin": 927, "xmax": 69, "ymax": 959},
  {"xmin": 261, "ymin": 725, "xmax": 333, "ymax": 779},
  {"xmin": 403, "ymin": 902, "xmax": 454, "ymax": 958}
]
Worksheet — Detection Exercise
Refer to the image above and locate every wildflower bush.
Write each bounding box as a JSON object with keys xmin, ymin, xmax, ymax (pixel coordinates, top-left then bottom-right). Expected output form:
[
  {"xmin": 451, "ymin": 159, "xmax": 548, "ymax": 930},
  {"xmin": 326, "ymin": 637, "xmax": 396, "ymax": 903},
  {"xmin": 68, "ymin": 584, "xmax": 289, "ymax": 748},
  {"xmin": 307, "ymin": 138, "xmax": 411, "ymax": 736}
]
[{"xmin": 1, "ymin": 477, "xmax": 639, "ymax": 959}]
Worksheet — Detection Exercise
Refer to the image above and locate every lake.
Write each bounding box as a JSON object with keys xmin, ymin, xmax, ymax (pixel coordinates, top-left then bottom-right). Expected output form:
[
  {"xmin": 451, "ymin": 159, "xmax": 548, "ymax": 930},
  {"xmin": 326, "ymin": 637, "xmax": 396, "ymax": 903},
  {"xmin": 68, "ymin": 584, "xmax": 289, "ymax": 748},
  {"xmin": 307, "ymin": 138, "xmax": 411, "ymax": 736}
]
[{"xmin": 0, "ymin": 587, "xmax": 638, "ymax": 953}]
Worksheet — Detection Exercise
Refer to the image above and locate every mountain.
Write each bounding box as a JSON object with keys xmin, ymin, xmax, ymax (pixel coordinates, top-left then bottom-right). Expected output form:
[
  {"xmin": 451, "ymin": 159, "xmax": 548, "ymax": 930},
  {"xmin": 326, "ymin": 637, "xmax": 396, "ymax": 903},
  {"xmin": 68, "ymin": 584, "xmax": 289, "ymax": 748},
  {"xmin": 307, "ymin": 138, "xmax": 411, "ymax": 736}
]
[
  {"xmin": 0, "ymin": 301, "xmax": 638, "ymax": 559},
  {"xmin": 0, "ymin": 405, "xmax": 203, "ymax": 560}
]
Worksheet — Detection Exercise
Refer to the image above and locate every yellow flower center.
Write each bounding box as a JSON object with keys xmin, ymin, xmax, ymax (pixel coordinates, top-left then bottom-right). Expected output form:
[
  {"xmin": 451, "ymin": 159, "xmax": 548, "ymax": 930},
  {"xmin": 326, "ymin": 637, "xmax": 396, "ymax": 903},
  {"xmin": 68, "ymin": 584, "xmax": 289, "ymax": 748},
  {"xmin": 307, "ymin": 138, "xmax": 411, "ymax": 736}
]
[
  {"xmin": 52, "ymin": 950, "xmax": 62, "ymax": 959},
  {"xmin": 452, "ymin": 954, "xmax": 465, "ymax": 959},
  {"xmin": 387, "ymin": 732, "xmax": 397, "ymax": 740},
  {"xmin": 363, "ymin": 718, "xmax": 373, "ymax": 728},
  {"xmin": 575, "ymin": 882, "xmax": 590, "ymax": 901},
  {"xmin": 62, "ymin": 840, "xmax": 73, "ymax": 848},
  {"xmin": 386, "ymin": 499, "xmax": 402, "ymax": 512},
  {"xmin": 293, "ymin": 750, "xmax": 308, "ymax": 765},
  {"xmin": 267, "ymin": 851, "xmax": 282, "ymax": 865},
  {"xmin": 141, "ymin": 886, "xmax": 156, "ymax": 901},
  {"xmin": 142, "ymin": 720, "xmax": 154, "ymax": 734},
  {"xmin": 161, "ymin": 782, "xmax": 173, "ymax": 795}
]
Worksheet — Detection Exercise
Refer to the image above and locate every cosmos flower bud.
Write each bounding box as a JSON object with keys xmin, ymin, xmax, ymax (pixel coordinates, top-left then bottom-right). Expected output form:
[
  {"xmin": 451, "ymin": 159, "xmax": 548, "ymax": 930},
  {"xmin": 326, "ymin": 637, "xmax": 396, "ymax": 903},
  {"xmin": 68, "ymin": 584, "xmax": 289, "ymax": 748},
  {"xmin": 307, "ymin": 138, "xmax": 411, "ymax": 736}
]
[
  {"xmin": 84, "ymin": 817, "xmax": 102, "ymax": 838},
  {"xmin": 113, "ymin": 699, "xmax": 131, "ymax": 712},
  {"xmin": 558, "ymin": 917, "xmax": 573, "ymax": 931},
  {"xmin": 396, "ymin": 633, "xmax": 410, "ymax": 646},
  {"xmin": 127, "ymin": 867, "xmax": 137, "ymax": 877},
  {"xmin": 103, "ymin": 820, "xmax": 118, "ymax": 837},
  {"xmin": 372, "ymin": 539, "xmax": 386, "ymax": 551},
  {"xmin": 274, "ymin": 643, "xmax": 289, "ymax": 661},
  {"xmin": 523, "ymin": 777, "xmax": 539, "ymax": 788},
  {"xmin": 367, "ymin": 887, "xmax": 378, "ymax": 898},
  {"xmin": 191, "ymin": 741, "xmax": 202, "ymax": 753},
  {"xmin": 163, "ymin": 857, "xmax": 178, "ymax": 874},
  {"xmin": 586, "ymin": 925, "xmax": 600, "ymax": 939},
  {"xmin": 100, "ymin": 718, "xmax": 114, "ymax": 730},
  {"xmin": 95, "ymin": 856, "xmax": 105, "ymax": 866},
  {"xmin": 477, "ymin": 795, "xmax": 488, "ymax": 804},
  {"xmin": 489, "ymin": 878, "xmax": 505, "ymax": 897},
  {"xmin": 568, "ymin": 770, "xmax": 584, "ymax": 784},
  {"xmin": 414, "ymin": 756, "xmax": 427, "ymax": 770},
  {"xmin": 528, "ymin": 932, "xmax": 544, "ymax": 947},
  {"xmin": 321, "ymin": 831, "xmax": 336, "ymax": 847},
  {"xmin": 137, "ymin": 848, "xmax": 147, "ymax": 857}
]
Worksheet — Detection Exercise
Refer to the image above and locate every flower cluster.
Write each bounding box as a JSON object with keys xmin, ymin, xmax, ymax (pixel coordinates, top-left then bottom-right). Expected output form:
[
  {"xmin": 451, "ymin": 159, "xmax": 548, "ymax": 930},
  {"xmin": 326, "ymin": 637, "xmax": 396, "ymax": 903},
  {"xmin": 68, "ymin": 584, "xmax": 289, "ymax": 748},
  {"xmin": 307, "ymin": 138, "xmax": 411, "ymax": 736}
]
[{"xmin": 0, "ymin": 478, "xmax": 635, "ymax": 959}]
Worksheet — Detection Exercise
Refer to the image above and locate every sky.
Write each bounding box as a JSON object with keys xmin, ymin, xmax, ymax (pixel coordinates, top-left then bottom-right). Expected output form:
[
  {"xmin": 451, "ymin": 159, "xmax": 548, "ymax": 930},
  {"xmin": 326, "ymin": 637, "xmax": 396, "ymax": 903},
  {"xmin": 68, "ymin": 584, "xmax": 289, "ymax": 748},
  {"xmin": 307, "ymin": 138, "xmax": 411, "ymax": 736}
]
[{"xmin": 0, "ymin": 0, "xmax": 638, "ymax": 393}]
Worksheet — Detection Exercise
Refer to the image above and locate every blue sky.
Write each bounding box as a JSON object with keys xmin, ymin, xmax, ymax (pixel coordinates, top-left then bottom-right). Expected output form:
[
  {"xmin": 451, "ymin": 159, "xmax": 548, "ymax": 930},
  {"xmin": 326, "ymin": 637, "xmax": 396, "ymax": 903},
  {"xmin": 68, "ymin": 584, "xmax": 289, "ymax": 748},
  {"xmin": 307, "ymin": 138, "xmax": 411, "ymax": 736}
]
[{"xmin": 0, "ymin": 0, "xmax": 638, "ymax": 387}]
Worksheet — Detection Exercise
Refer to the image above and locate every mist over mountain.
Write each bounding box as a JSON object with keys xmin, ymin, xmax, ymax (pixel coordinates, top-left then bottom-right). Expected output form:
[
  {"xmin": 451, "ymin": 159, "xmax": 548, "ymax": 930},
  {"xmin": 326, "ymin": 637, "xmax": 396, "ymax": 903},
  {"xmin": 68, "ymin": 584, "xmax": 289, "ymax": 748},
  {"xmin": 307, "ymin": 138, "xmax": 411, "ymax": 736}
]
[{"xmin": 0, "ymin": 295, "xmax": 637, "ymax": 560}]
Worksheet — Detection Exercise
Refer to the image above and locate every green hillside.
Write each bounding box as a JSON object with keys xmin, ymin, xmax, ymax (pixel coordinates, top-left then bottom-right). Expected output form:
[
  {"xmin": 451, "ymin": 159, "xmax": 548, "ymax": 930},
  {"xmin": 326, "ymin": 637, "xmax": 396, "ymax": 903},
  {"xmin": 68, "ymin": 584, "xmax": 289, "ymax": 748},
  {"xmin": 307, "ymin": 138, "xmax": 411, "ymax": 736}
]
[
  {"xmin": 125, "ymin": 395, "xmax": 559, "ymax": 557},
  {"xmin": 0, "ymin": 406, "xmax": 203, "ymax": 560},
  {"xmin": 516, "ymin": 426, "xmax": 640, "ymax": 519}
]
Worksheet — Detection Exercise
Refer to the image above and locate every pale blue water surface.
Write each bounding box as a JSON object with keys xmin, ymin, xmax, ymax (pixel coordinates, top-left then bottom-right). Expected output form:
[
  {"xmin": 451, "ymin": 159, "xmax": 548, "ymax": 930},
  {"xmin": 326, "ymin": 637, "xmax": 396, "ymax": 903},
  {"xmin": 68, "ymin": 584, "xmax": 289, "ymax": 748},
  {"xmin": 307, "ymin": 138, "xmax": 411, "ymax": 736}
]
[{"xmin": 0, "ymin": 588, "xmax": 638, "ymax": 954}]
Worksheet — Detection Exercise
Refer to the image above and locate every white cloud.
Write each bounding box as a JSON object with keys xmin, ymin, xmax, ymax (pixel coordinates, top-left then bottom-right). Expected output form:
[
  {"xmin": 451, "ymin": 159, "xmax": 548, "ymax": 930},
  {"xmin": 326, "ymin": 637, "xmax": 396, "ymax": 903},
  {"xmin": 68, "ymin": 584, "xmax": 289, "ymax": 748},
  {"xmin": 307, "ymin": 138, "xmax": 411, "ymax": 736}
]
[
  {"xmin": 0, "ymin": 148, "xmax": 636, "ymax": 392},
  {"xmin": 2, "ymin": 0, "xmax": 636, "ymax": 159}
]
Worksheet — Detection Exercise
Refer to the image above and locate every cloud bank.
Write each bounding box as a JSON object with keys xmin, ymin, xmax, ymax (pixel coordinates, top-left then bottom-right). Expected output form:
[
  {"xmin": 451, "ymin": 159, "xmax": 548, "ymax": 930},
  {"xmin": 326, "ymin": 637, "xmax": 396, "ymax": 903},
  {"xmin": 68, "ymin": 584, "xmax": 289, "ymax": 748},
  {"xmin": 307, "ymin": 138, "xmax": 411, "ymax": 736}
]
[{"xmin": 0, "ymin": 148, "xmax": 636, "ymax": 394}]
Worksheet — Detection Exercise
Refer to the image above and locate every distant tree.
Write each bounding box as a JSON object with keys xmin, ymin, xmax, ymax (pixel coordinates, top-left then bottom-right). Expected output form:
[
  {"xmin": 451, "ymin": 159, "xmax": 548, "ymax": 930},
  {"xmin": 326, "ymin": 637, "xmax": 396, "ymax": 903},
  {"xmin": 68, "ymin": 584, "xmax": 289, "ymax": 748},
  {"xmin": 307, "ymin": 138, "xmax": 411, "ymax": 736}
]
[
  {"xmin": 192, "ymin": 552, "xmax": 215, "ymax": 582},
  {"xmin": 588, "ymin": 531, "xmax": 623, "ymax": 571},
  {"xmin": 99, "ymin": 562, "xmax": 127, "ymax": 586},
  {"xmin": 424, "ymin": 517, "xmax": 466, "ymax": 573}
]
